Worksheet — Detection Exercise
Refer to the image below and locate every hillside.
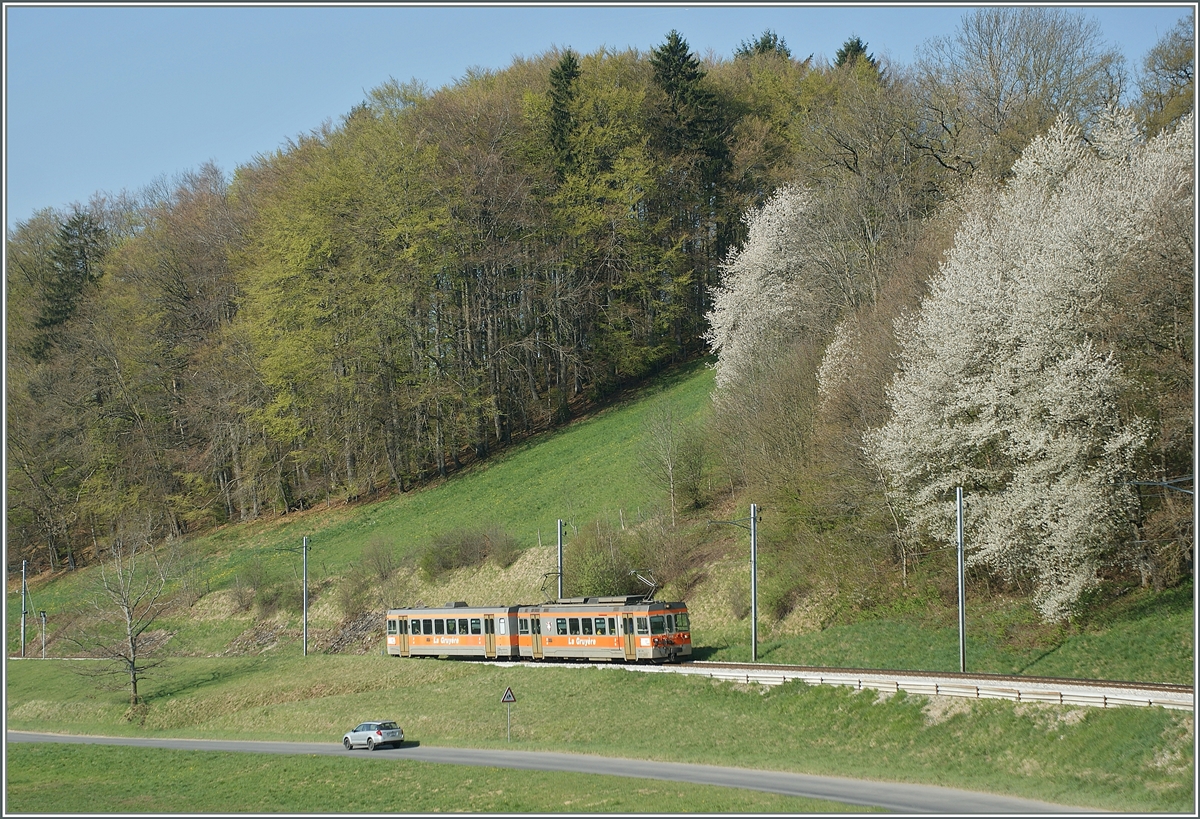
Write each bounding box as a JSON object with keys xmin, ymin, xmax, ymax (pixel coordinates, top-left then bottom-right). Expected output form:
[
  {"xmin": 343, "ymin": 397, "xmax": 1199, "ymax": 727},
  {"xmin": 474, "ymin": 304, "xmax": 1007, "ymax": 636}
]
[
  {"xmin": 8, "ymin": 361, "xmax": 715, "ymax": 657},
  {"xmin": 7, "ymin": 360, "xmax": 1193, "ymax": 687}
]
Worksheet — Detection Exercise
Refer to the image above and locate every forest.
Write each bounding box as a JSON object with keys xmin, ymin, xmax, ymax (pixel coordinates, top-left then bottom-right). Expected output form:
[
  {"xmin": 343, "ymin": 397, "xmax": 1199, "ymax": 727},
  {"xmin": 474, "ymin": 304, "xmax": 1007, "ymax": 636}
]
[{"xmin": 6, "ymin": 9, "xmax": 1194, "ymax": 622}]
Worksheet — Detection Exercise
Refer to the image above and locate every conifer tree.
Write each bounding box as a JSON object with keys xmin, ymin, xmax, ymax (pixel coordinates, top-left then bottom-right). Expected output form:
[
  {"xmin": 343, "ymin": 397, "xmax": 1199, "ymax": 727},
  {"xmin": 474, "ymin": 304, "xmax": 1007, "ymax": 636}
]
[
  {"xmin": 734, "ymin": 29, "xmax": 791, "ymax": 60},
  {"xmin": 33, "ymin": 208, "xmax": 107, "ymax": 358},
  {"xmin": 834, "ymin": 36, "xmax": 877, "ymax": 71},
  {"xmin": 548, "ymin": 49, "xmax": 581, "ymax": 180}
]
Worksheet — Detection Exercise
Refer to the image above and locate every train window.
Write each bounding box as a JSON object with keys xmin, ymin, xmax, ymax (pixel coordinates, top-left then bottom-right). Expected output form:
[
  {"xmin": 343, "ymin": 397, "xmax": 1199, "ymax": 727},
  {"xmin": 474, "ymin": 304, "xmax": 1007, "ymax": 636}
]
[
  {"xmin": 567, "ymin": 618, "xmax": 578, "ymax": 635},
  {"xmin": 498, "ymin": 619, "xmax": 507, "ymax": 635},
  {"xmin": 650, "ymin": 615, "xmax": 666, "ymax": 635},
  {"xmin": 593, "ymin": 618, "xmax": 606, "ymax": 635},
  {"xmin": 485, "ymin": 619, "xmax": 495, "ymax": 635},
  {"xmin": 446, "ymin": 619, "xmax": 457, "ymax": 635},
  {"xmin": 556, "ymin": 618, "xmax": 567, "ymax": 635},
  {"xmin": 459, "ymin": 618, "xmax": 469, "ymax": 634},
  {"xmin": 608, "ymin": 617, "xmax": 616, "ymax": 634},
  {"xmin": 434, "ymin": 619, "xmax": 445, "ymax": 635},
  {"xmin": 402, "ymin": 620, "xmax": 409, "ymax": 634},
  {"xmin": 675, "ymin": 612, "xmax": 689, "ymax": 631},
  {"xmin": 470, "ymin": 618, "xmax": 481, "ymax": 634},
  {"xmin": 581, "ymin": 618, "xmax": 593, "ymax": 635},
  {"xmin": 533, "ymin": 618, "xmax": 542, "ymax": 634},
  {"xmin": 387, "ymin": 620, "xmax": 398, "ymax": 635},
  {"xmin": 665, "ymin": 614, "xmax": 675, "ymax": 632},
  {"xmin": 518, "ymin": 618, "xmax": 529, "ymax": 634},
  {"xmin": 636, "ymin": 617, "xmax": 649, "ymax": 635},
  {"xmin": 411, "ymin": 620, "xmax": 421, "ymax": 635},
  {"xmin": 422, "ymin": 619, "xmax": 433, "ymax": 634}
]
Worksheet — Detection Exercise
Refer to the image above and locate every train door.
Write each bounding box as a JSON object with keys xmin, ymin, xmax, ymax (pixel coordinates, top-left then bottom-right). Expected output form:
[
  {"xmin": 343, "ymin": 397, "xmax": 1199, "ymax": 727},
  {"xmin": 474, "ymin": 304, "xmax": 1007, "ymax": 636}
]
[
  {"xmin": 531, "ymin": 615, "xmax": 543, "ymax": 660},
  {"xmin": 622, "ymin": 615, "xmax": 637, "ymax": 661},
  {"xmin": 399, "ymin": 617, "xmax": 410, "ymax": 657},
  {"xmin": 484, "ymin": 614, "xmax": 497, "ymax": 659}
]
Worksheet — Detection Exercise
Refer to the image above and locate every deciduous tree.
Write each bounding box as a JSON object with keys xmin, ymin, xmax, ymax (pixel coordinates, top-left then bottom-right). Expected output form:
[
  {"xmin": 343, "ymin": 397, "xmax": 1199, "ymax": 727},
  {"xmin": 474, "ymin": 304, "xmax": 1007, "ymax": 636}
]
[
  {"xmin": 866, "ymin": 111, "xmax": 1194, "ymax": 620},
  {"xmin": 66, "ymin": 525, "xmax": 177, "ymax": 706}
]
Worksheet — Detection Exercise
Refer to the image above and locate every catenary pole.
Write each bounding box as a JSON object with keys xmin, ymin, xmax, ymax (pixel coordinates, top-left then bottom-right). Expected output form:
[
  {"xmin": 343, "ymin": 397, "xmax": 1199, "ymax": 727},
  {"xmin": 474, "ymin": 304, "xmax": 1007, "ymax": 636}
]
[
  {"xmin": 707, "ymin": 507, "xmax": 760, "ymax": 663},
  {"xmin": 21, "ymin": 560, "xmax": 27, "ymax": 658},
  {"xmin": 750, "ymin": 503, "xmax": 759, "ymax": 663},
  {"xmin": 303, "ymin": 536, "xmax": 309, "ymax": 657},
  {"xmin": 957, "ymin": 487, "xmax": 966, "ymax": 673},
  {"xmin": 557, "ymin": 520, "xmax": 563, "ymax": 601}
]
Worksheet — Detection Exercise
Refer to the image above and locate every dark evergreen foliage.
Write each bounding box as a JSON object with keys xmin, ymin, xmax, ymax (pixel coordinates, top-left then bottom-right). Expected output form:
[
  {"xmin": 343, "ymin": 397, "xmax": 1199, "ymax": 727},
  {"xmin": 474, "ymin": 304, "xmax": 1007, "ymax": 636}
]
[
  {"xmin": 32, "ymin": 209, "xmax": 107, "ymax": 358},
  {"xmin": 834, "ymin": 35, "xmax": 877, "ymax": 70},
  {"xmin": 734, "ymin": 29, "xmax": 791, "ymax": 59},
  {"xmin": 548, "ymin": 49, "xmax": 580, "ymax": 180}
]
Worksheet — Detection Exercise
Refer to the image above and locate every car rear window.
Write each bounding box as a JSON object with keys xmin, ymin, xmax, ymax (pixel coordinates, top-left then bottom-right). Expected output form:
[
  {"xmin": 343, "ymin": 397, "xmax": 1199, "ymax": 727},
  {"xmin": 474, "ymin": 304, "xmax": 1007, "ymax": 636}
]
[{"xmin": 379, "ymin": 722, "xmax": 398, "ymax": 729}]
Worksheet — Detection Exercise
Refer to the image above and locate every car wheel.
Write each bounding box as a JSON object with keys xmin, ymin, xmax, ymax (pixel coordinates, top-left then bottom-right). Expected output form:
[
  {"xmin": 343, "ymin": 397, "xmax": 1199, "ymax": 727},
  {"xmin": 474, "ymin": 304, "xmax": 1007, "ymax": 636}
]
[
  {"xmin": 367, "ymin": 738, "xmax": 375, "ymax": 751},
  {"xmin": 343, "ymin": 737, "xmax": 352, "ymax": 750}
]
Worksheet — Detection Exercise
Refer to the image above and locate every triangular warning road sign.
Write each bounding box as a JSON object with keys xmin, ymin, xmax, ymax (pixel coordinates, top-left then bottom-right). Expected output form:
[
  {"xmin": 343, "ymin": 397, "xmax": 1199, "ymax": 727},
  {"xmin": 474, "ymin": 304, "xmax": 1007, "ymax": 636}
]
[{"xmin": 501, "ymin": 686, "xmax": 516, "ymax": 703}]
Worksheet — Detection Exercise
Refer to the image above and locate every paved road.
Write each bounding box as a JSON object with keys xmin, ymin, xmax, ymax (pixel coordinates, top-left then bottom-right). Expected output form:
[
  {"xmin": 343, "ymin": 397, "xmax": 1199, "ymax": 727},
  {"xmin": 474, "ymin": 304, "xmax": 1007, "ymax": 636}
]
[{"xmin": 8, "ymin": 731, "xmax": 1092, "ymax": 814}]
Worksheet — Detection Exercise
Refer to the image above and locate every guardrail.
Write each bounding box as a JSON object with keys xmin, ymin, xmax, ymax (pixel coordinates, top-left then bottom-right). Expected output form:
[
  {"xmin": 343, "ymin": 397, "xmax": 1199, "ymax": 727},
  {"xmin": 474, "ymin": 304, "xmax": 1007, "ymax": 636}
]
[{"xmin": 621, "ymin": 664, "xmax": 1194, "ymax": 712}]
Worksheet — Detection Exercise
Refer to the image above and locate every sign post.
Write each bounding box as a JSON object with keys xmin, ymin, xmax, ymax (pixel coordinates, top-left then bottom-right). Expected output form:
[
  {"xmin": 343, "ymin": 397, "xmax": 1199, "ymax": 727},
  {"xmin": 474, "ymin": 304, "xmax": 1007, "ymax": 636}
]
[{"xmin": 501, "ymin": 687, "xmax": 516, "ymax": 742}]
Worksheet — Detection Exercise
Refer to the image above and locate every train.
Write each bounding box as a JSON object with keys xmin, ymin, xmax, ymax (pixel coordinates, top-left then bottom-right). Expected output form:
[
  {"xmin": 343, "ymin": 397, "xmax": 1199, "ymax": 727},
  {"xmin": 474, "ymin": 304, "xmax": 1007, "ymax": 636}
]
[{"xmin": 385, "ymin": 595, "xmax": 692, "ymax": 664}]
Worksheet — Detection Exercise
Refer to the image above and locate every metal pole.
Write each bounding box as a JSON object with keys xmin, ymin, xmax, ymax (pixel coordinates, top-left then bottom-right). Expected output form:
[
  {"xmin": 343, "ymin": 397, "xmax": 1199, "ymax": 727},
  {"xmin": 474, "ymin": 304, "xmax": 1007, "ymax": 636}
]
[
  {"xmin": 957, "ymin": 487, "xmax": 966, "ymax": 674},
  {"xmin": 21, "ymin": 560, "xmax": 27, "ymax": 658},
  {"xmin": 556, "ymin": 520, "xmax": 563, "ymax": 601},
  {"xmin": 40, "ymin": 611, "xmax": 46, "ymax": 659},
  {"xmin": 302, "ymin": 536, "xmax": 309, "ymax": 657},
  {"xmin": 750, "ymin": 504, "xmax": 758, "ymax": 663},
  {"xmin": 507, "ymin": 703, "xmax": 511, "ymax": 743}
]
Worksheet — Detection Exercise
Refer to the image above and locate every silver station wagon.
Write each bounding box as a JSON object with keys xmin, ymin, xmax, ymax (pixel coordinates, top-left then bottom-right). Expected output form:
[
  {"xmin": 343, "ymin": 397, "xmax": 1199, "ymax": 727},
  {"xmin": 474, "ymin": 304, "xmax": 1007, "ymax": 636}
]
[{"xmin": 342, "ymin": 720, "xmax": 404, "ymax": 750}]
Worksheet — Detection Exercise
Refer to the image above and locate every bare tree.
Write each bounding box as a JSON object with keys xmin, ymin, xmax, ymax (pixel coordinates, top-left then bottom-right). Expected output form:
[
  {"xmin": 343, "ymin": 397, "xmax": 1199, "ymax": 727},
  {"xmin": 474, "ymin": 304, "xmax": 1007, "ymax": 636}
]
[
  {"xmin": 67, "ymin": 524, "xmax": 176, "ymax": 706},
  {"xmin": 910, "ymin": 6, "xmax": 1125, "ymax": 180},
  {"xmin": 640, "ymin": 404, "xmax": 705, "ymax": 526},
  {"xmin": 641, "ymin": 405, "xmax": 683, "ymax": 527},
  {"xmin": 1136, "ymin": 15, "xmax": 1194, "ymax": 136}
]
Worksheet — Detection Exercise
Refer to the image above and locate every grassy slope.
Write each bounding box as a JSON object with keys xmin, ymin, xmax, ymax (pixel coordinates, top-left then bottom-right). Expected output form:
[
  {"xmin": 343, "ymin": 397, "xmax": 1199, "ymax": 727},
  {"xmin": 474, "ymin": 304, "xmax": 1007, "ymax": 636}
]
[
  {"xmin": 725, "ymin": 583, "xmax": 1195, "ymax": 684},
  {"xmin": 4, "ymin": 655, "xmax": 1193, "ymax": 812},
  {"xmin": 4, "ymin": 359, "xmax": 1195, "ymax": 812},
  {"xmin": 6, "ymin": 362, "xmax": 715, "ymax": 639},
  {"xmin": 9, "ymin": 358, "xmax": 1192, "ymax": 684}
]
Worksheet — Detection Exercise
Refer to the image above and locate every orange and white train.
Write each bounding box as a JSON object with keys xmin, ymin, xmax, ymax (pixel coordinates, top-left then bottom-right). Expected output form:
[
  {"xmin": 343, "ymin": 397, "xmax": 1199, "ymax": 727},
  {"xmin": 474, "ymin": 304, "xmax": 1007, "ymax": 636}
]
[{"xmin": 385, "ymin": 595, "xmax": 692, "ymax": 664}]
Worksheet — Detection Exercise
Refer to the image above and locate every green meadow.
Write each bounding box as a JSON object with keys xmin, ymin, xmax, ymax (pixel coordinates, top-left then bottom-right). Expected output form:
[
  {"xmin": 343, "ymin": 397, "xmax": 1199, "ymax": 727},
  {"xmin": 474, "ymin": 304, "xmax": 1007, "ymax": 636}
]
[
  {"xmin": 6, "ymin": 361, "xmax": 1194, "ymax": 813},
  {"xmin": 5, "ymin": 654, "xmax": 1194, "ymax": 813}
]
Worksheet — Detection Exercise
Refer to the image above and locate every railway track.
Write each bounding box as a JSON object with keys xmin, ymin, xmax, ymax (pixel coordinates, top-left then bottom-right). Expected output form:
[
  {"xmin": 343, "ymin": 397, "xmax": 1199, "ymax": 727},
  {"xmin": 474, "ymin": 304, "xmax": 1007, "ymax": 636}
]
[{"xmin": 486, "ymin": 658, "xmax": 1194, "ymax": 711}]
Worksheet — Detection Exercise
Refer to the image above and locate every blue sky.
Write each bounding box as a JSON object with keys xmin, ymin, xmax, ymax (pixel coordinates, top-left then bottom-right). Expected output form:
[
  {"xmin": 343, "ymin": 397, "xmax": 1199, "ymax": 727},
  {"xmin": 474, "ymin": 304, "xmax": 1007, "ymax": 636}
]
[{"xmin": 3, "ymin": 3, "xmax": 1193, "ymax": 232}]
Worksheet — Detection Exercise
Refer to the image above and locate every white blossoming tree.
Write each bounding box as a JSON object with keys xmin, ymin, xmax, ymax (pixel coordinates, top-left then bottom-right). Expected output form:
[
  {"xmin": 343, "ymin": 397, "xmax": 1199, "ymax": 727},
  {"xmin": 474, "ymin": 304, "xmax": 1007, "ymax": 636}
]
[
  {"xmin": 706, "ymin": 185, "xmax": 818, "ymax": 389},
  {"xmin": 866, "ymin": 111, "xmax": 1194, "ymax": 620},
  {"xmin": 706, "ymin": 183, "xmax": 885, "ymax": 390}
]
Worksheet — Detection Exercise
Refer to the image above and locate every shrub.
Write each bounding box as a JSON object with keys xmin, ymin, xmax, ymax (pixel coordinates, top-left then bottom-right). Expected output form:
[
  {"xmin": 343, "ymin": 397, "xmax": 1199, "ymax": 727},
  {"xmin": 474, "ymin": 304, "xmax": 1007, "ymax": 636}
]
[
  {"xmin": 565, "ymin": 529, "xmax": 643, "ymax": 598},
  {"xmin": 363, "ymin": 535, "xmax": 398, "ymax": 581},
  {"xmin": 418, "ymin": 525, "xmax": 521, "ymax": 580},
  {"xmin": 336, "ymin": 565, "xmax": 372, "ymax": 619}
]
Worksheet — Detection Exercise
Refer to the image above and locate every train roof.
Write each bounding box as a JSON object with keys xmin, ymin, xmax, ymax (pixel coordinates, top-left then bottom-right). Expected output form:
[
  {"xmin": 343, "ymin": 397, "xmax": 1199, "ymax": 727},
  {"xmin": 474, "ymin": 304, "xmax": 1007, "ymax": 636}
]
[
  {"xmin": 543, "ymin": 596, "xmax": 687, "ymax": 608},
  {"xmin": 387, "ymin": 597, "xmax": 688, "ymax": 614},
  {"xmin": 387, "ymin": 602, "xmax": 521, "ymax": 614}
]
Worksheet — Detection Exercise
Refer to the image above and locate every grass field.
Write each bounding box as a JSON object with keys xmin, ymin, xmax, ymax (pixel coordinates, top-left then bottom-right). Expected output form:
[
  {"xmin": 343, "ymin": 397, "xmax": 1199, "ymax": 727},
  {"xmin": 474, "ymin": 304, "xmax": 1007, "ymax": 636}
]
[
  {"xmin": 5, "ymin": 359, "xmax": 1194, "ymax": 813},
  {"xmin": 5, "ymin": 655, "xmax": 1194, "ymax": 813},
  {"xmin": 717, "ymin": 583, "xmax": 1195, "ymax": 684},
  {"xmin": 5, "ymin": 743, "xmax": 870, "ymax": 814}
]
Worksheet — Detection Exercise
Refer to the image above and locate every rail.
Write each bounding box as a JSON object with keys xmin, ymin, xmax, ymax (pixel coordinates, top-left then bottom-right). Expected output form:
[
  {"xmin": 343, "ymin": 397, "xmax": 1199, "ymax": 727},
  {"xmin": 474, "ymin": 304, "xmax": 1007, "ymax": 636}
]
[
  {"xmin": 489, "ymin": 659, "xmax": 1193, "ymax": 712},
  {"xmin": 642, "ymin": 662, "xmax": 1193, "ymax": 711}
]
